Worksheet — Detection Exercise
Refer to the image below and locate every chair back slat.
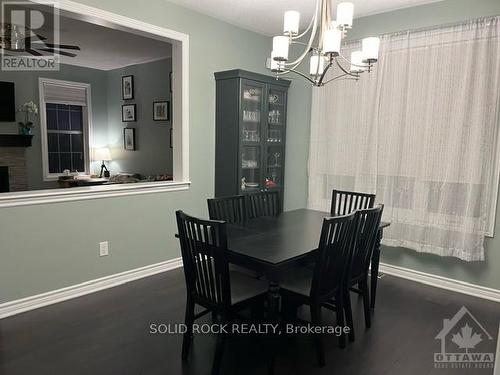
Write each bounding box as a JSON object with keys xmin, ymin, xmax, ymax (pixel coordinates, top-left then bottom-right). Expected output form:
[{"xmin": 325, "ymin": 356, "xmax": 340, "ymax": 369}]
[
  {"xmin": 350, "ymin": 205, "xmax": 384, "ymax": 281},
  {"xmin": 331, "ymin": 189, "xmax": 375, "ymax": 216},
  {"xmin": 207, "ymin": 195, "xmax": 246, "ymax": 225},
  {"xmin": 176, "ymin": 211, "xmax": 231, "ymax": 310},
  {"xmin": 247, "ymin": 190, "xmax": 281, "ymax": 219},
  {"xmin": 310, "ymin": 213, "xmax": 356, "ymax": 301}
]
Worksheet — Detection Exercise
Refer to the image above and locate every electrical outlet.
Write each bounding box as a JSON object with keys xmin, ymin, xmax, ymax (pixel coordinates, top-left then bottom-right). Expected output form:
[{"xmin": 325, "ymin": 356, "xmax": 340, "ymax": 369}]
[{"xmin": 99, "ymin": 241, "xmax": 109, "ymax": 257}]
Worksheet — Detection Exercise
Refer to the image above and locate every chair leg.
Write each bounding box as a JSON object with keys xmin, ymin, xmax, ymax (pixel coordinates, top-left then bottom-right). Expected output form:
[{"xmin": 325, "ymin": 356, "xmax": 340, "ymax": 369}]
[
  {"xmin": 361, "ymin": 279, "xmax": 371, "ymax": 329},
  {"xmin": 182, "ymin": 297, "xmax": 195, "ymax": 361},
  {"xmin": 310, "ymin": 304, "xmax": 325, "ymax": 367},
  {"xmin": 211, "ymin": 332, "xmax": 226, "ymax": 375},
  {"xmin": 336, "ymin": 292, "xmax": 346, "ymax": 349},
  {"xmin": 343, "ymin": 289, "xmax": 355, "ymax": 342}
]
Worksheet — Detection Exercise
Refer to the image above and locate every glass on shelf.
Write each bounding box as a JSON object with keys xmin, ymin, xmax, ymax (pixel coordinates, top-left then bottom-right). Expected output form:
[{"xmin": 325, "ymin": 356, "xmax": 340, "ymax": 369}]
[
  {"xmin": 266, "ymin": 146, "xmax": 282, "ymax": 189},
  {"xmin": 268, "ymin": 109, "xmax": 281, "ymax": 125},
  {"xmin": 267, "ymin": 129, "xmax": 282, "ymax": 143},
  {"xmin": 241, "ymin": 146, "xmax": 261, "ymax": 191}
]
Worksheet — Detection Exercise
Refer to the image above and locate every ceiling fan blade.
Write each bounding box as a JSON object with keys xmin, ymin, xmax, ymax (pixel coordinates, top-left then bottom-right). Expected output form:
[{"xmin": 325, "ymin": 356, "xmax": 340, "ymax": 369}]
[
  {"xmin": 25, "ymin": 48, "xmax": 43, "ymax": 56},
  {"xmin": 34, "ymin": 42, "xmax": 80, "ymax": 50},
  {"xmin": 38, "ymin": 48, "xmax": 77, "ymax": 58}
]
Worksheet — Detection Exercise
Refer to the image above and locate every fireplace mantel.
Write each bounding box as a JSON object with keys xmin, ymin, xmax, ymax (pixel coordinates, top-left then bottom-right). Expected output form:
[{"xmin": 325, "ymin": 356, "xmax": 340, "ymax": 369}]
[{"xmin": 0, "ymin": 134, "xmax": 33, "ymax": 147}]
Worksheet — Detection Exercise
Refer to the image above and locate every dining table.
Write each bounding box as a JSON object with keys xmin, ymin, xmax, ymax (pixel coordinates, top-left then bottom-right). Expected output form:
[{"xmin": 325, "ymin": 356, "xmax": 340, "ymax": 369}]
[{"xmin": 226, "ymin": 208, "xmax": 390, "ymax": 318}]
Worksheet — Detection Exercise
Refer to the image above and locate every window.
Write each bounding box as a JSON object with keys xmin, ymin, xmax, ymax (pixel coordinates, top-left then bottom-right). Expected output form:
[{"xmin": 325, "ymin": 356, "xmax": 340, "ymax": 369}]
[{"xmin": 39, "ymin": 78, "xmax": 91, "ymax": 180}]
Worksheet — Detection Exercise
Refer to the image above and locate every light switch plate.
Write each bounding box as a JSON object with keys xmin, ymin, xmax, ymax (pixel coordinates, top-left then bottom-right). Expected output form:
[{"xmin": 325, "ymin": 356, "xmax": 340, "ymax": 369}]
[{"xmin": 99, "ymin": 241, "xmax": 109, "ymax": 257}]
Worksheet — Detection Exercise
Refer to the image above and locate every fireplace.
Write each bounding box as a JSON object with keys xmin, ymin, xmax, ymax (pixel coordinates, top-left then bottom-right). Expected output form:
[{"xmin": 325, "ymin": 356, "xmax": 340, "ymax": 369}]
[{"xmin": 0, "ymin": 166, "xmax": 8, "ymax": 193}]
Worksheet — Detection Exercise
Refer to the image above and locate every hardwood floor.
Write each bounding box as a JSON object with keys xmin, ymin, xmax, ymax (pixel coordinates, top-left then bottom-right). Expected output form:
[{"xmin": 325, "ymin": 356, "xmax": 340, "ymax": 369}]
[{"xmin": 1, "ymin": 269, "xmax": 498, "ymax": 375}]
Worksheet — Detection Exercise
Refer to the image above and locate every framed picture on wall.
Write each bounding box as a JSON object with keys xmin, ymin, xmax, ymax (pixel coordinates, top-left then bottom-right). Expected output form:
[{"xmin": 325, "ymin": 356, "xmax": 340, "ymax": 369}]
[
  {"xmin": 153, "ymin": 101, "xmax": 170, "ymax": 121},
  {"xmin": 122, "ymin": 75, "xmax": 134, "ymax": 100},
  {"xmin": 124, "ymin": 128, "xmax": 136, "ymax": 150},
  {"xmin": 122, "ymin": 104, "xmax": 136, "ymax": 122}
]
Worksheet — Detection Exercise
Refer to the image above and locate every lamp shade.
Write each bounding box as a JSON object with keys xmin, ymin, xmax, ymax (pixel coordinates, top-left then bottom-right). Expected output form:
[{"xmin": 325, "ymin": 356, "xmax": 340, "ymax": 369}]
[
  {"xmin": 283, "ymin": 10, "xmax": 300, "ymax": 35},
  {"xmin": 337, "ymin": 2, "xmax": 354, "ymax": 27},
  {"xmin": 350, "ymin": 51, "xmax": 365, "ymax": 73},
  {"xmin": 273, "ymin": 36, "xmax": 289, "ymax": 61},
  {"xmin": 362, "ymin": 37, "xmax": 380, "ymax": 62},
  {"xmin": 310, "ymin": 54, "xmax": 325, "ymax": 76},
  {"xmin": 323, "ymin": 23, "xmax": 342, "ymax": 54},
  {"xmin": 94, "ymin": 147, "xmax": 112, "ymax": 161}
]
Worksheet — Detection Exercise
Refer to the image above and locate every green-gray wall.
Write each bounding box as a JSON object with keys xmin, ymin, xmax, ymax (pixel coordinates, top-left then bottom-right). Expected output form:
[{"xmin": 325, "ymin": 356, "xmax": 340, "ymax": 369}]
[
  {"xmin": 0, "ymin": 0, "xmax": 311, "ymax": 303},
  {"xmin": 344, "ymin": 0, "xmax": 500, "ymax": 290}
]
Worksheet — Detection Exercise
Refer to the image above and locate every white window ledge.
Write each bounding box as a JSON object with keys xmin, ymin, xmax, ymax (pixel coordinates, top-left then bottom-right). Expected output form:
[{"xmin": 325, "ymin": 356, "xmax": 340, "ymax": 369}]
[{"xmin": 0, "ymin": 181, "xmax": 191, "ymax": 208}]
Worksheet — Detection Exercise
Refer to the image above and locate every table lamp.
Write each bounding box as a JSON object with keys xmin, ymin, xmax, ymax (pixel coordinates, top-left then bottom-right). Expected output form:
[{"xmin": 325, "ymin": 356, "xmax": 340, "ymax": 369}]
[{"xmin": 94, "ymin": 147, "xmax": 112, "ymax": 178}]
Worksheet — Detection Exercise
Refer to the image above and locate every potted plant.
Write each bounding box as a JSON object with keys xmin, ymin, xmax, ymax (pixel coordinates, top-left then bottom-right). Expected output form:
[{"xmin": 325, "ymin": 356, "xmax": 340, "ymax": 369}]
[{"xmin": 18, "ymin": 101, "xmax": 38, "ymax": 135}]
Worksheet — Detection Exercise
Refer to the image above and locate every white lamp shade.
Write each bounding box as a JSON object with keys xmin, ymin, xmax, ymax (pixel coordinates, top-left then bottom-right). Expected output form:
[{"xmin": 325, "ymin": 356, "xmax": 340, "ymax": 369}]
[
  {"xmin": 337, "ymin": 2, "xmax": 354, "ymax": 27},
  {"xmin": 323, "ymin": 26, "xmax": 342, "ymax": 54},
  {"xmin": 94, "ymin": 147, "xmax": 112, "ymax": 161},
  {"xmin": 350, "ymin": 51, "xmax": 365, "ymax": 73},
  {"xmin": 273, "ymin": 36, "xmax": 289, "ymax": 61},
  {"xmin": 362, "ymin": 37, "xmax": 380, "ymax": 62},
  {"xmin": 310, "ymin": 54, "xmax": 325, "ymax": 76},
  {"xmin": 283, "ymin": 10, "xmax": 300, "ymax": 35}
]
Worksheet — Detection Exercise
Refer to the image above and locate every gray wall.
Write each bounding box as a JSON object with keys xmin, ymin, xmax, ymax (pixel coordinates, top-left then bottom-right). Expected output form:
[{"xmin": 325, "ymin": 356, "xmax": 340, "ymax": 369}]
[
  {"xmin": 106, "ymin": 58, "xmax": 173, "ymax": 177},
  {"xmin": 344, "ymin": 0, "xmax": 500, "ymax": 289},
  {"xmin": 0, "ymin": 0, "xmax": 311, "ymax": 303},
  {"xmin": 0, "ymin": 64, "xmax": 109, "ymax": 190}
]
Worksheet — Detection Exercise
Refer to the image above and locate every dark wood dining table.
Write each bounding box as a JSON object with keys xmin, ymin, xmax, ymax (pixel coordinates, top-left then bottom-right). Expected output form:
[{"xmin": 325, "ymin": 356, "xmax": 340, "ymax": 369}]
[{"xmin": 226, "ymin": 208, "xmax": 390, "ymax": 315}]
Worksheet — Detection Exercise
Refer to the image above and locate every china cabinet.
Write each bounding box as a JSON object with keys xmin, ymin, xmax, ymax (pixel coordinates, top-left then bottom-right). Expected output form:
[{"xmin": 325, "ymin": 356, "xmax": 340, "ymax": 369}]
[{"xmin": 214, "ymin": 70, "xmax": 291, "ymax": 206}]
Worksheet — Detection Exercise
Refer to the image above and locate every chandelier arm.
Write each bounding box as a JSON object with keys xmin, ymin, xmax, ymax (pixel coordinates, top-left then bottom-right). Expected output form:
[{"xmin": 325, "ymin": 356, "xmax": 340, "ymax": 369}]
[
  {"xmin": 334, "ymin": 56, "xmax": 360, "ymax": 78},
  {"xmin": 337, "ymin": 52, "xmax": 368, "ymax": 69},
  {"xmin": 284, "ymin": 0, "xmax": 320, "ymax": 67},
  {"xmin": 291, "ymin": 0, "xmax": 319, "ymax": 40},
  {"xmin": 281, "ymin": 68, "xmax": 317, "ymax": 85},
  {"xmin": 317, "ymin": 58, "xmax": 334, "ymax": 86},
  {"xmin": 322, "ymin": 73, "xmax": 357, "ymax": 84}
]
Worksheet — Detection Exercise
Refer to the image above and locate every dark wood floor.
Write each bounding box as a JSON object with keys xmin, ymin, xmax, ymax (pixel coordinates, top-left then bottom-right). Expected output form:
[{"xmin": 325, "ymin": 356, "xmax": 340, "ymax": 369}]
[{"xmin": 1, "ymin": 269, "xmax": 498, "ymax": 375}]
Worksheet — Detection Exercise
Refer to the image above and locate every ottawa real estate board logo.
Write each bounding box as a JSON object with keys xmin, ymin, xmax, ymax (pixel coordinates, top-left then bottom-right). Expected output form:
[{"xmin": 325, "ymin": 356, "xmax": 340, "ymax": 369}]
[
  {"xmin": 434, "ymin": 306, "xmax": 496, "ymax": 370},
  {"xmin": 1, "ymin": 1, "xmax": 60, "ymax": 71}
]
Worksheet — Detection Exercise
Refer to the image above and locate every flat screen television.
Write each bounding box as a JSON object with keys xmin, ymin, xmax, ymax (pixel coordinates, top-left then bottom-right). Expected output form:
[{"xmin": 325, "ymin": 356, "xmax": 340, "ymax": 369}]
[{"xmin": 0, "ymin": 82, "xmax": 15, "ymax": 122}]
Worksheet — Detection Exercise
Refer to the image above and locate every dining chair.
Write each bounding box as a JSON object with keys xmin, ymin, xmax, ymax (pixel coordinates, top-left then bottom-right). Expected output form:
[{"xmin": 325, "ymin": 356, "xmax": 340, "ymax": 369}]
[
  {"xmin": 246, "ymin": 190, "xmax": 281, "ymax": 219},
  {"xmin": 207, "ymin": 195, "xmax": 246, "ymax": 225},
  {"xmin": 175, "ymin": 210, "xmax": 268, "ymax": 375},
  {"xmin": 330, "ymin": 189, "xmax": 375, "ymax": 216},
  {"xmin": 342, "ymin": 205, "xmax": 384, "ymax": 343},
  {"xmin": 280, "ymin": 212, "xmax": 357, "ymax": 367}
]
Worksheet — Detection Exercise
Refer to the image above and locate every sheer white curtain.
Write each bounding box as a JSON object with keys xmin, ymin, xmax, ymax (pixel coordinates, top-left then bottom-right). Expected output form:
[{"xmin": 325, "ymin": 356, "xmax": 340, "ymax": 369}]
[{"xmin": 308, "ymin": 17, "xmax": 500, "ymax": 261}]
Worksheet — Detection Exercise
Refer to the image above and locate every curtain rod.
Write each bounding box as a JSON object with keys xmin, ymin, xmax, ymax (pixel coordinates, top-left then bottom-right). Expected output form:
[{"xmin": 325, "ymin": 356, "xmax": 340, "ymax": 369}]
[{"xmin": 344, "ymin": 14, "xmax": 500, "ymax": 44}]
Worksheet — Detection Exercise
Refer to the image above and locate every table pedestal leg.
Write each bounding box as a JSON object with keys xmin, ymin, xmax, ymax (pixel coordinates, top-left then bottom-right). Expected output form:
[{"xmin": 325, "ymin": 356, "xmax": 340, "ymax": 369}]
[{"xmin": 370, "ymin": 229, "xmax": 382, "ymax": 309}]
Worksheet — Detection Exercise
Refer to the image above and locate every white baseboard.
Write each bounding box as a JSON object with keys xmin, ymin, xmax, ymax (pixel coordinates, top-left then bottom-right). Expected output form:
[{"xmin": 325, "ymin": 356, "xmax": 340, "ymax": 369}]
[
  {"xmin": 0, "ymin": 257, "xmax": 183, "ymax": 319},
  {"xmin": 379, "ymin": 262, "xmax": 500, "ymax": 303}
]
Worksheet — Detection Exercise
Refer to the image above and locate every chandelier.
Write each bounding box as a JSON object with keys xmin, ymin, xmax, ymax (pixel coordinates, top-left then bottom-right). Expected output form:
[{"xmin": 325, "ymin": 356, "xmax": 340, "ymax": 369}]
[{"xmin": 267, "ymin": 1, "xmax": 380, "ymax": 86}]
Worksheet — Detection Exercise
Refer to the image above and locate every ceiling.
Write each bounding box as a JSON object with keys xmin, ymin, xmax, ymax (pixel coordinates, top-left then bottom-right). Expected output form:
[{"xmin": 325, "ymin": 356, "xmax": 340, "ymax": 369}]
[
  {"xmin": 166, "ymin": 0, "xmax": 444, "ymax": 36},
  {"xmin": 21, "ymin": 7, "xmax": 172, "ymax": 71}
]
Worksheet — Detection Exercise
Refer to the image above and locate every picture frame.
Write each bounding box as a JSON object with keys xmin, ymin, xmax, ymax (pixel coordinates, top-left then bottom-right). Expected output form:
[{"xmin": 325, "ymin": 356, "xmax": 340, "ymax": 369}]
[
  {"xmin": 153, "ymin": 101, "xmax": 170, "ymax": 121},
  {"xmin": 122, "ymin": 104, "xmax": 136, "ymax": 122},
  {"xmin": 121, "ymin": 75, "xmax": 134, "ymax": 100},
  {"xmin": 124, "ymin": 128, "xmax": 136, "ymax": 150}
]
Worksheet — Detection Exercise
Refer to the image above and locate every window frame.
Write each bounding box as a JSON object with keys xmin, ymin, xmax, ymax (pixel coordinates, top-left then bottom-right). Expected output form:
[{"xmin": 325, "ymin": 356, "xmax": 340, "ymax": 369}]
[
  {"xmin": 0, "ymin": 0, "xmax": 190, "ymax": 208},
  {"xmin": 39, "ymin": 78, "xmax": 92, "ymax": 181}
]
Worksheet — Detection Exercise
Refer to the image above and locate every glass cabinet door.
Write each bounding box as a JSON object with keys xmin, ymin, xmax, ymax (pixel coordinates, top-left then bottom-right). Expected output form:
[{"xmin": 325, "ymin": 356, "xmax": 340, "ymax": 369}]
[
  {"xmin": 264, "ymin": 87, "xmax": 286, "ymax": 191},
  {"xmin": 240, "ymin": 81, "xmax": 264, "ymax": 193}
]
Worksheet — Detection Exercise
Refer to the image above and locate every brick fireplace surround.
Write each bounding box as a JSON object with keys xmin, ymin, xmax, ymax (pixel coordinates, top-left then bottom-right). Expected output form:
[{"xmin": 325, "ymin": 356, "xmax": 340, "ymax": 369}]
[{"xmin": 0, "ymin": 135, "xmax": 33, "ymax": 192}]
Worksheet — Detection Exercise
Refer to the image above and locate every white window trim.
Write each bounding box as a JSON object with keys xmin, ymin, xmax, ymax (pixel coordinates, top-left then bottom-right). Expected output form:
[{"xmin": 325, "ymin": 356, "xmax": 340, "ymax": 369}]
[
  {"xmin": 0, "ymin": 0, "xmax": 190, "ymax": 208},
  {"xmin": 39, "ymin": 78, "xmax": 92, "ymax": 181}
]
